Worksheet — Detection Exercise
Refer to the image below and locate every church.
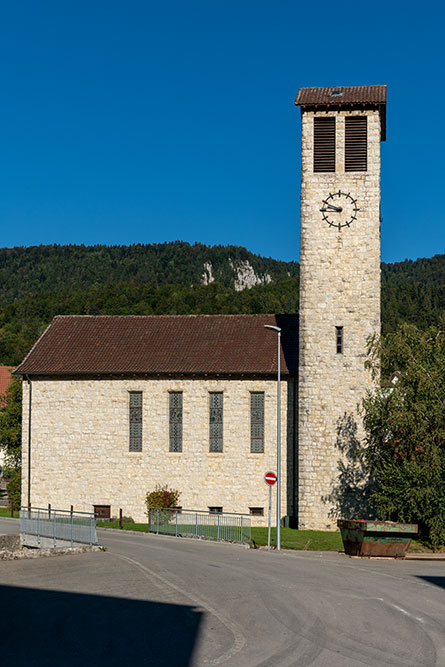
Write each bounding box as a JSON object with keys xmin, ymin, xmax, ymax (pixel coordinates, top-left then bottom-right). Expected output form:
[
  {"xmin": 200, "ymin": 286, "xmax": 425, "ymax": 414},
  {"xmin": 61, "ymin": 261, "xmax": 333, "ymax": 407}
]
[{"xmin": 16, "ymin": 85, "xmax": 386, "ymax": 529}]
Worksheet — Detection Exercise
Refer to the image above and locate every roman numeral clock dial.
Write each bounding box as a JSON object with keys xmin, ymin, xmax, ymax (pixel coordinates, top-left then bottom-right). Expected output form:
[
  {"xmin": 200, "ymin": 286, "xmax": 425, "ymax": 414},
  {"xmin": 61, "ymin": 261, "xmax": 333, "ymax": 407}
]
[{"xmin": 320, "ymin": 191, "xmax": 360, "ymax": 229}]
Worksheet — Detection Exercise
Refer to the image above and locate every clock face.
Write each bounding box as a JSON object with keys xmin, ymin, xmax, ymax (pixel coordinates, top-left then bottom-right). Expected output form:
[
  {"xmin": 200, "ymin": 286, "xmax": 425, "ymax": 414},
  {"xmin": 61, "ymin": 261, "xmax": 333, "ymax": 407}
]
[{"xmin": 320, "ymin": 191, "xmax": 360, "ymax": 229}]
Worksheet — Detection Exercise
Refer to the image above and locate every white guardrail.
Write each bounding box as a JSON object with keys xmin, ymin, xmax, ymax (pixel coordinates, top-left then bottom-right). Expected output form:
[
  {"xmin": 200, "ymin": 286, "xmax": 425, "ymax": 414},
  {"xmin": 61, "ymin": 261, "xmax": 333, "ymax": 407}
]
[
  {"xmin": 147, "ymin": 506, "xmax": 251, "ymax": 545},
  {"xmin": 20, "ymin": 506, "xmax": 97, "ymax": 548}
]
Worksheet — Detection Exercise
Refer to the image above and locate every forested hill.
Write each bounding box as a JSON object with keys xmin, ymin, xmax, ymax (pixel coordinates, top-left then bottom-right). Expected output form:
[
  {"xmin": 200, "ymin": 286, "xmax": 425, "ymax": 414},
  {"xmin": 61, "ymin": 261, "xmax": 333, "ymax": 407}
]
[
  {"xmin": 0, "ymin": 242, "xmax": 442, "ymax": 365},
  {"xmin": 381, "ymin": 254, "xmax": 445, "ymax": 334},
  {"xmin": 0, "ymin": 242, "xmax": 298, "ymax": 304}
]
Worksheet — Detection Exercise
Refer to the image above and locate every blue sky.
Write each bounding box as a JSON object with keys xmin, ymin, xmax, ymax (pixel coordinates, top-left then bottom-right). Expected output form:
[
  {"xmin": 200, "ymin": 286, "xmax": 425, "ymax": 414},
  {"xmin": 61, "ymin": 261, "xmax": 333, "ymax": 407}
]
[{"xmin": 0, "ymin": 1, "xmax": 443, "ymax": 264}]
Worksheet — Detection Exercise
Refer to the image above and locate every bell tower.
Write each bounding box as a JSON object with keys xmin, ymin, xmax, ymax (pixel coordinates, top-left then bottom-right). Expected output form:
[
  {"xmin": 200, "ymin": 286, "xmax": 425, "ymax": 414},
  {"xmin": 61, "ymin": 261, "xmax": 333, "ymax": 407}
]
[{"xmin": 295, "ymin": 85, "xmax": 386, "ymax": 529}]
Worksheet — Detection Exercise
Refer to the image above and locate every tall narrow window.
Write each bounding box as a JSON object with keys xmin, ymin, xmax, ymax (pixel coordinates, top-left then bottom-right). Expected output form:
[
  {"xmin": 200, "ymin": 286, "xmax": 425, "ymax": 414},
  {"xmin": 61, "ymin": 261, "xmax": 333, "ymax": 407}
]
[
  {"xmin": 336, "ymin": 326, "xmax": 343, "ymax": 354},
  {"xmin": 129, "ymin": 391, "xmax": 142, "ymax": 452},
  {"xmin": 345, "ymin": 116, "xmax": 367, "ymax": 171},
  {"xmin": 250, "ymin": 392, "xmax": 264, "ymax": 453},
  {"xmin": 169, "ymin": 392, "xmax": 183, "ymax": 452},
  {"xmin": 314, "ymin": 116, "xmax": 335, "ymax": 172},
  {"xmin": 209, "ymin": 392, "xmax": 223, "ymax": 452}
]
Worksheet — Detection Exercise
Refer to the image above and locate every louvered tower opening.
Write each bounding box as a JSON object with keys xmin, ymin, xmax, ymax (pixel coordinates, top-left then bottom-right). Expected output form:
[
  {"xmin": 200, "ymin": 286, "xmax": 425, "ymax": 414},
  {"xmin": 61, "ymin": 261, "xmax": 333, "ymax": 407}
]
[
  {"xmin": 345, "ymin": 116, "xmax": 367, "ymax": 171},
  {"xmin": 313, "ymin": 116, "xmax": 335, "ymax": 172}
]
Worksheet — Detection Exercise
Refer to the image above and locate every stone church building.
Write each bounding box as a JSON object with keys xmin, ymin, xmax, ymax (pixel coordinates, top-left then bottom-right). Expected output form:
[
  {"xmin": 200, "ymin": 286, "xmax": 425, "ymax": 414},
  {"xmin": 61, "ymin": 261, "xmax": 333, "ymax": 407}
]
[{"xmin": 16, "ymin": 85, "xmax": 386, "ymax": 529}]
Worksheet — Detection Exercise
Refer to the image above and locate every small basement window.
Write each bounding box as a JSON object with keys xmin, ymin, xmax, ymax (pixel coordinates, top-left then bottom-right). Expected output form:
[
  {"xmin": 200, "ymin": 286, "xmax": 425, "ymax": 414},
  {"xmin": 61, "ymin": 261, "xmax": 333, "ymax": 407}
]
[
  {"xmin": 336, "ymin": 326, "xmax": 343, "ymax": 354},
  {"xmin": 208, "ymin": 506, "xmax": 223, "ymax": 514},
  {"xmin": 249, "ymin": 507, "xmax": 264, "ymax": 517},
  {"xmin": 94, "ymin": 505, "xmax": 111, "ymax": 519}
]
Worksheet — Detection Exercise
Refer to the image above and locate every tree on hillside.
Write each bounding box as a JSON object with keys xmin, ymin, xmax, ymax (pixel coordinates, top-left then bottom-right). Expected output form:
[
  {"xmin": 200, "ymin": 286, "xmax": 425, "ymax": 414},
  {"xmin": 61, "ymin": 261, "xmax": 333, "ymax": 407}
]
[
  {"xmin": 361, "ymin": 323, "xmax": 445, "ymax": 548},
  {"xmin": 0, "ymin": 376, "xmax": 22, "ymax": 474}
]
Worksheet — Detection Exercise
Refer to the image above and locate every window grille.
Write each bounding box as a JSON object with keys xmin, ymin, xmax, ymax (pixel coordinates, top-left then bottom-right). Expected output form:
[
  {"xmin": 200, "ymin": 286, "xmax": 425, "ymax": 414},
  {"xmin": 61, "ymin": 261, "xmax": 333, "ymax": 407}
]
[
  {"xmin": 129, "ymin": 391, "xmax": 142, "ymax": 452},
  {"xmin": 345, "ymin": 116, "xmax": 367, "ymax": 171},
  {"xmin": 250, "ymin": 392, "xmax": 264, "ymax": 453},
  {"xmin": 314, "ymin": 116, "xmax": 336, "ymax": 172},
  {"xmin": 209, "ymin": 392, "xmax": 223, "ymax": 452},
  {"xmin": 208, "ymin": 506, "xmax": 223, "ymax": 514},
  {"xmin": 249, "ymin": 507, "xmax": 264, "ymax": 516},
  {"xmin": 336, "ymin": 326, "xmax": 343, "ymax": 354},
  {"xmin": 169, "ymin": 392, "xmax": 183, "ymax": 452}
]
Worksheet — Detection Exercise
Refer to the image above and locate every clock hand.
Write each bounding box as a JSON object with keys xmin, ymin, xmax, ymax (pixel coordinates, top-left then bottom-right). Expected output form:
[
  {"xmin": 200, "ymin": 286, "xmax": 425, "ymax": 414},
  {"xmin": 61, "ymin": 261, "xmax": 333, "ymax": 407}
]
[{"xmin": 321, "ymin": 204, "xmax": 343, "ymax": 212}]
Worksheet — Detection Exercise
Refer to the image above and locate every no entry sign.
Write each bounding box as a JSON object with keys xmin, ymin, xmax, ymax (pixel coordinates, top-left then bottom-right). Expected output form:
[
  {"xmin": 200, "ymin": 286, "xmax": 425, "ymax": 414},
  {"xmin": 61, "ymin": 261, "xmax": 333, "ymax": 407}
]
[{"xmin": 264, "ymin": 471, "xmax": 277, "ymax": 486}]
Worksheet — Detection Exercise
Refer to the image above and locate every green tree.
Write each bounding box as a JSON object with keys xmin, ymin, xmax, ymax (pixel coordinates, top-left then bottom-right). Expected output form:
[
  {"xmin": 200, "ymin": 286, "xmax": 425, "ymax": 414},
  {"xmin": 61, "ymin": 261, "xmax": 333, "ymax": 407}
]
[
  {"xmin": 0, "ymin": 376, "xmax": 22, "ymax": 474},
  {"xmin": 361, "ymin": 324, "xmax": 445, "ymax": 548},
  {"xmin": 6, "ymin": 470, "xmax": 21, "ymax": 510}
]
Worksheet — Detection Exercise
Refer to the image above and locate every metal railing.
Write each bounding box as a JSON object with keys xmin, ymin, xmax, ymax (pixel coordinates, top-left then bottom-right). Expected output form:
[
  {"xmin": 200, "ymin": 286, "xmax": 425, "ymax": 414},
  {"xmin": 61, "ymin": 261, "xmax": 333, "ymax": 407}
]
[
  {"xmin": 20, "ymin": 506, "xmax": 97, "ymax": 548},
  {"xmin": 147, "ymin": 507, "xmax": 251, "ymax": 545}
]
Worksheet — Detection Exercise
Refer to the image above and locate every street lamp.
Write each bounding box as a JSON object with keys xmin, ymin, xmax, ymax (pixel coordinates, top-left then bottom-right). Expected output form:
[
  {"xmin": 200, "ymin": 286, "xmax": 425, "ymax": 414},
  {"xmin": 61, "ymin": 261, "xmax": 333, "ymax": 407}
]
[{"xmin": 263, "ymin": 324, "xmax": 281, "ymax": 551}]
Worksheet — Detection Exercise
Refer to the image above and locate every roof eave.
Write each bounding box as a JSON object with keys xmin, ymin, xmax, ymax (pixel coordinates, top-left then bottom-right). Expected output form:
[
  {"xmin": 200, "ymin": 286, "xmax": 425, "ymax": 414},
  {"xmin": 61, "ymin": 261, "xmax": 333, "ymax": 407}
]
[
  {"xmin": 295, "ymin": 100, "xmax": 386, "ymax": 142},
  {"xmin": 14, "ymin": 370, "xmax": 295, "ymax": 379}
]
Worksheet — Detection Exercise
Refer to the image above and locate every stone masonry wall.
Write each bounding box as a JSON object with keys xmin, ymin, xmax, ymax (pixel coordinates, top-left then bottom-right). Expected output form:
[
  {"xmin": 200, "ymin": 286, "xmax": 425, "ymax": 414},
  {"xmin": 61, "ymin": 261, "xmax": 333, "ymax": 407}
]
[
  {"xmin": 21, "ymin": 377, "xmax": 292, "ymax": 526},
  {"xmin": 298, "ymin": 109, "xmax": 381, "ymax": 529}
]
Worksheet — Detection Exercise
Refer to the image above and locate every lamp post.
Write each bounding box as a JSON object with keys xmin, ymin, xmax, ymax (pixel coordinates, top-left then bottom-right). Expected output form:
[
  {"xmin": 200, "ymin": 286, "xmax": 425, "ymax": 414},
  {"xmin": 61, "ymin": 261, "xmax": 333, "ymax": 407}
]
[{"xmin": 263, "ymin": 324, "xmax": 281, "ymax": 551}]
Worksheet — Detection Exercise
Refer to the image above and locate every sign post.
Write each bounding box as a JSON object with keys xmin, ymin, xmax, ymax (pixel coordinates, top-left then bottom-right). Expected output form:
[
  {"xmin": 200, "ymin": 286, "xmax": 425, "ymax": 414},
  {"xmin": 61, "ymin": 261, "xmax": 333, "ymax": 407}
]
[{"xmin": 264, "ymin": 471, "xmax": 277, "ymax": 550}]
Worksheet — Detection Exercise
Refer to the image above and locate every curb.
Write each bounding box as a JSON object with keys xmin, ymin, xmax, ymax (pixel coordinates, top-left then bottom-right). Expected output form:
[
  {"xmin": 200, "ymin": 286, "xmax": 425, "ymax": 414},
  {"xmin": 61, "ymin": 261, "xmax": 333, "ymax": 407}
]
[
  {"xmin": 405, "ymin": 553, "xmax": 445, "ymax": 561},
  {"xmin": 97, "ymin": 526, "xmax": 151, "ymax": 537}
]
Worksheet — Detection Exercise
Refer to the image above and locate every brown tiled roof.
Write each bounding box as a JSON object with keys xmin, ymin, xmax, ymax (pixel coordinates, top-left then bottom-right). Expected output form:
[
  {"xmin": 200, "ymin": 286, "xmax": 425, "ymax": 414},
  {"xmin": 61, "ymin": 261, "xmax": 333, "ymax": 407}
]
[
  {"xmin": 295, "ymin": 85, "xmax": 387, "ymax": 107},
  {"xmin": 295, "ymin": 85, "xmax": 387, "ymax": 141},
  {"xmin": 14, "ymin": 314, "xmax": 298, "ymax": 377},
  {"xmin": 0, "ymin": 366, "xmax": 13, "ymax": 404}
]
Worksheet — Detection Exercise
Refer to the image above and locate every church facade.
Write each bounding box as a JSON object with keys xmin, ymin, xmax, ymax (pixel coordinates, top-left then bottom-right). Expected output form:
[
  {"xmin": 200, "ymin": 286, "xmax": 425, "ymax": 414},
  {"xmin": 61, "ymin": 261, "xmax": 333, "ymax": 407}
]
[
  {"xmin": 16, "ymin": 314, "xmax": 298, "ymax": 524},
  {"xmin": 16, "ymin": 85, "xmax": 386, "ymax": 528}
]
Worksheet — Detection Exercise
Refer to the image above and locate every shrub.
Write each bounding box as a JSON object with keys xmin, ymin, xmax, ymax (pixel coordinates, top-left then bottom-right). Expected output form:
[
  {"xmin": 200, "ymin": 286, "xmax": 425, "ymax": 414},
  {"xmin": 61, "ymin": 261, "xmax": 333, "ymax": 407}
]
[
  {"xmin": 145, "ymin": 485, "xmax": 180, "ymax": 527},
  {"xmin": 7, "ymin": 470, "xmax": 21, "ymax": 511},
  {"xmin": 145, "ymin": 484, "xmax": 180, "ymax": 512}
]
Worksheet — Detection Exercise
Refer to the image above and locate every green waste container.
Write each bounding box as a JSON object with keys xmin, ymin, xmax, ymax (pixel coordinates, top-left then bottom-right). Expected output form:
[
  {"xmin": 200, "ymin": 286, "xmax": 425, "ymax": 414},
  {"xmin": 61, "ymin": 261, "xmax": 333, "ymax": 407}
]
[{"xmin": 338, "ymin": 519, "xmax": 418, "ymax": 558}]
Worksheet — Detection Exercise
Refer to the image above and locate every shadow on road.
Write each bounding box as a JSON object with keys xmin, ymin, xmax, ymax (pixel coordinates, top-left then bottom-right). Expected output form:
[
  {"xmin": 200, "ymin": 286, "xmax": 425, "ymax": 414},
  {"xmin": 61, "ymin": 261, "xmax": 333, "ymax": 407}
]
[
  {"xmin": 1, "ymin": 584, "xmax": 202, "ymax": 666},
  {"xmin": 416, "ymin": 576, "xmax": 445, "ymax": 590}
]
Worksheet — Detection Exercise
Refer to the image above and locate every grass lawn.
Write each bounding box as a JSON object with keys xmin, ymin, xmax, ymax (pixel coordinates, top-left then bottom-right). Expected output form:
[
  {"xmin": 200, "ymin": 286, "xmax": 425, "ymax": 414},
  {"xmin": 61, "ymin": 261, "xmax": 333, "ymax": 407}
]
[
  {"xmin": 0, "ymin": 507, "xmax": 19, "ymax": 518},
  {"xmin": 97, "ymin": 520, "xmax": 148, "ymax": 532},
  {"xmin": 408, "ymin": 536, "xmax": 445, "ymax": 553},
  {"xmin": 251, "ymin": 527, "xmax": 343, "ymax": 551}
]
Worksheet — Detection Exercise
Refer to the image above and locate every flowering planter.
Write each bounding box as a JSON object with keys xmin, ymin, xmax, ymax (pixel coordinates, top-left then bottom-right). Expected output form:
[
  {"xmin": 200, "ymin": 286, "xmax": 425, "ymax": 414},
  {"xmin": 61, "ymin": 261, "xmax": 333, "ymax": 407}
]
[{"xmin": 338, "ymin": 519, "xmax": 418, "ymax": 558}]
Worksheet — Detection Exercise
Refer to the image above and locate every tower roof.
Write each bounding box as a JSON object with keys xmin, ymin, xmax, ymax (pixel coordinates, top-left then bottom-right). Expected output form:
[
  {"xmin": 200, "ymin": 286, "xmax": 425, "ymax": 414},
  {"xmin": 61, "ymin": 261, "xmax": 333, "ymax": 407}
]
[
  {"xmin": 295, "ymin": 85, "xmax": 386, "ymax": 107},
  {"xmin": 295, "ymin": 85, "xmax": 387, "ymax": 140}
]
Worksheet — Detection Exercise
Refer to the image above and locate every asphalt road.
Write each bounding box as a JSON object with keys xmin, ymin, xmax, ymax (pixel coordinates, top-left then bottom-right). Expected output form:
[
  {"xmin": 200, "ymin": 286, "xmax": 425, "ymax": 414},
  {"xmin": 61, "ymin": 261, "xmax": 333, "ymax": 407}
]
[{"xmin": 1, "ymin": 517, "xmax": 444, "ymax": 666}]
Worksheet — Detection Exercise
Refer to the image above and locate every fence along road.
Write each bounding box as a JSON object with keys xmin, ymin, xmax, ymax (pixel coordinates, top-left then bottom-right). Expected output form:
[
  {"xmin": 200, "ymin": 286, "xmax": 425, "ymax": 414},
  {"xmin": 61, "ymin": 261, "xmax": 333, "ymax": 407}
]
[
  {"xmin": 20, "ymin": 506, "xmax": 97, "ymax": 548},
  {"xmin": 147, "ymin": 506, "xmax": 251, "ymax": 544}
]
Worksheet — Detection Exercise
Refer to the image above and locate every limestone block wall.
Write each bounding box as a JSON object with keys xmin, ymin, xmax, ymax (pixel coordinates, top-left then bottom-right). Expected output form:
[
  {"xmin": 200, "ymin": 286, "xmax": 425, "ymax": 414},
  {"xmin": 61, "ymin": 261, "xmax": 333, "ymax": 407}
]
[
  {"xmin": 298, "ymin": 109, "xmax": 381, "ymax": 529},
  {"xmin": 21, "ymin": 377, "xmax": 293, "ymax": 526}
]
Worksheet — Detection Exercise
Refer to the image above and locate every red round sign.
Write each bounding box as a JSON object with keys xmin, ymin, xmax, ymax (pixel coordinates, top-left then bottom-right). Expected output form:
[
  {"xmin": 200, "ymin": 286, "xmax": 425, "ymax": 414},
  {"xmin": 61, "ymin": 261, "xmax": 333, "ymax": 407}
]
[{"xmin": 264, "ymin": 471, "xmax": 277, "ymax": 486}]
